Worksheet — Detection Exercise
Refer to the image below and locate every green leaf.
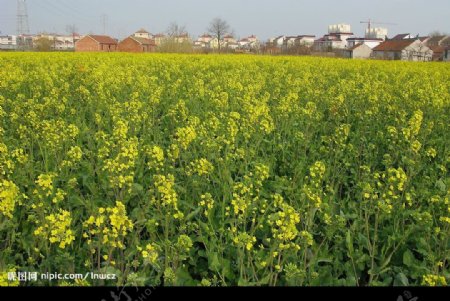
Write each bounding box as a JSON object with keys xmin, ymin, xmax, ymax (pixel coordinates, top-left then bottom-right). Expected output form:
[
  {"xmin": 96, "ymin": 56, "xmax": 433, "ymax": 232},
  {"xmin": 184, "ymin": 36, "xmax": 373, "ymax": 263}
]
[
  {"xmin": 185, "ymin": 207, "xmax": 202, "ymax": 221},
  {"xmin": 258, "ymin": 274, "xmax": 271, "ymax": 285},
  {"xmin": 435, "ymin": 179, "xmax": 446, "ymax": 192},
  {"xmin": 132, "ymin": 183, "xmax": 144, "ymax": 194},
  {"xmin": 238, "ymin": 277, "xmax": 249, "ymax": 286},
  {"xmin": 221, "ymin": 258, "xmax": 233, "ymax": 280},
  {"xmin": 403, "ymin": 249, "xmax": 415, "ymax": 267},
  {"xmin": 346, "ymin": 276, "xmax": 357, "ymax": 286},
  {"xmin": 394, "ymin": 272, "xmax": 409, "ymax": 286},
  {"xmin": 207, "ymin": 251, "xmax": 220, "ymax": 272},
  {"xmin": 175, "ymin": 268, "xmax": 195, "ymax": 286}
]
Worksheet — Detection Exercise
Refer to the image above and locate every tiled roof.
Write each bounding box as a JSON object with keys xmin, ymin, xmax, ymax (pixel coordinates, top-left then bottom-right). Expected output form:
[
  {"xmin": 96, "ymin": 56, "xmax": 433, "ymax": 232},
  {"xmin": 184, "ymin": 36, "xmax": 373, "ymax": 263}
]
[
  {"xmin": 427, "ymin": 35, "xmax": 447, "ymax": 44},
  {"xmin": 392, "ymin": 33, "xmax": 411, "ymax": 40},
  {"xmin": 135, "ymin": 28, "xmax": 149, "ymax": 34},
  {"xmin": 373, "ymin": 39, "xmax": 415, "ymax": 52},
  {"xmin": 88, "ymin": 35, "xmax": 117, "ymax": 44},
  {"xmin": 347, "ymin": 37, "xmax": 383, "ymax": 41},
  {"xmin": 429, "ymin": 45, "xmax": 445, "ymax": 53},
  {"xmin": 130, "ymin": 37, "xmax": 155, "ymax": 45},
  {"xmin": 328, "ymin": 32, "xmax": 354, "ymax": 36}
]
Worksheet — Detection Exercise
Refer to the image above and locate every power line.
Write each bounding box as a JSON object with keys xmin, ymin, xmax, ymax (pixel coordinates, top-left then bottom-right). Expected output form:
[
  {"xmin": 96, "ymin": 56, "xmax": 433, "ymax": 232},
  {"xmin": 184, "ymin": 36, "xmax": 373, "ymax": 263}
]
[
  {"xmin": 31, "ymin": 0, "xmax": 96, "ymax": 33},
  {"xmin": 58, "ymin": 0, "xmax": 97, "ymax": 19},
  {"xmin": 41, "ymin": 0, "xmax": 95, "ymax": 22}
]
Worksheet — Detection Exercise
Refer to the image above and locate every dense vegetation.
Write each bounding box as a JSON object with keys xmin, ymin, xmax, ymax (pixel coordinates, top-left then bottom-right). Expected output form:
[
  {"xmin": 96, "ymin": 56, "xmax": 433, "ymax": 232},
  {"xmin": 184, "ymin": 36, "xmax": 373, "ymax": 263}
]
[{"xmin": 0, "ymin": 53, "xmax": 449, "ymax": 286}]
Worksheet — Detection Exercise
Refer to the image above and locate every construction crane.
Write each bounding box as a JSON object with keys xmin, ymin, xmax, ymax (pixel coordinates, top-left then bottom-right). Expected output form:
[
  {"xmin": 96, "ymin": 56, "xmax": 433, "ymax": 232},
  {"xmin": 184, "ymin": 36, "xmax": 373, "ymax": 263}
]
[{"xmin": 360, "ymin": 19, "xmax": 397, "ymax": 32}]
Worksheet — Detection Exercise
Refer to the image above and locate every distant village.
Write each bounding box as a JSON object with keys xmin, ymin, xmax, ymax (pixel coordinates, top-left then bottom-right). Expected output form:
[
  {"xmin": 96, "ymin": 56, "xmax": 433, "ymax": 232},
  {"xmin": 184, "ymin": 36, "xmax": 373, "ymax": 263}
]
[{"xmin": 1, "ymin": 23, "xmax": 449, "ymax": 62}]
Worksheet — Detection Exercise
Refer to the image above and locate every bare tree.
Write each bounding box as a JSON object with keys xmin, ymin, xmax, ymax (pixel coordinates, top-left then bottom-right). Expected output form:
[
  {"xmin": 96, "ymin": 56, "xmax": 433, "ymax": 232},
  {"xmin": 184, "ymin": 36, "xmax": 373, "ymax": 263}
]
[
  {"xmin": 166, "ymin": 22, "xmax": 187, "ymax": 37},
  {"xmin": 207, "ymin": 17, "xmax": 230, "ymax": 53},
  {"xmin": 66, "ymin": 24, "xmax": 78, "ymax": 36},
  {"xmin": 66, "ymin": 24, "xmax": 79, "ymax": 47},
  {"xmin": 429, "ymin": 30, "xmax": 448, "ymax": 37},
  {"xmin": 158, "ymin": 22, "xmax": 192, "ymax": 53}
]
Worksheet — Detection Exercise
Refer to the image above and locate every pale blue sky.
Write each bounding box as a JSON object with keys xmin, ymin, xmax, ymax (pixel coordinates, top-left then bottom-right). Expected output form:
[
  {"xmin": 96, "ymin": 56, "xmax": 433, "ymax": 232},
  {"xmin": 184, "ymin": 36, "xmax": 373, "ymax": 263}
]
[{"xmin": 0, "ymin": 0, "xmax": 449, "ymax": 40}]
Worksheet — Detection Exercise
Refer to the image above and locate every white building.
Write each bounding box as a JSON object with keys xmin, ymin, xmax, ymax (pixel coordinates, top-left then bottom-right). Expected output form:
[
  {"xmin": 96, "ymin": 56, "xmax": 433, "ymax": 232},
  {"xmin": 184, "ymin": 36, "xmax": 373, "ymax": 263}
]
[
  {"xmin": 372, "ymin": 39, "xmax": 433, "ymax": 61},
  {"xmin": 238, "ymin": 35, "xmax": 260, "ymax": 51},
  {"xmin": 269, "ymin": 36, "xmax": 286, "ymax": 47},
  {"xmin": 133, "ymin": 29, "xmax": 152, "ymax": 40},
  {"xmin": 365, "ymin": 28, "xmax": 388, "ymax": 40},
  {"xmin": 32, "ymin": 33, "xmax": 81, "ymax": 50},
  {"xmin": 342, "ymin": 43, "xmax": 373, "ymax": 59},
  {"xmin": 223, "ymin": 34, "xmax": 236, "ymax": 44},
  {"xmin": 0, "ymin": 35, "xmax": 17, "ymax": 49},
  {"xmin": 314, "ymin": 24, "xmax": 354, "ymax": 51},
  {"xmin": 296, "ymin": 35, "xmax": 316, "ymax": 46},
  {"xmin": 284, "ymin": 35, "xmax": 316, "ymax": 48},
  {"xmin": 198, "ymin": 34, "xmax": 213, "ymax": 44},
  {"xmin": 347, "ymin": 38, "xmax": 383, "ymax": 49},
  {"xmin": 152, "ymin": 34, "xmax": 166, "ymax": 46},
  {"xmin": 328, "ymin": 24, "xmax": 352, "ymax": 34}
]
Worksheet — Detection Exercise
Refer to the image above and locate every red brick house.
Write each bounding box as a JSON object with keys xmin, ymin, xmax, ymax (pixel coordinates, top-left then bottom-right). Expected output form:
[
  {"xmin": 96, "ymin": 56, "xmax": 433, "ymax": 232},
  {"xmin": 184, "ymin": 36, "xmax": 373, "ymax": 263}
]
[
  {"xmin": 118, "ymin": 36, "xmax": 156, "ymax": 53},
  {"xmin": 75, "ymin": 35, "xmax": 118, "ymax": 52}
]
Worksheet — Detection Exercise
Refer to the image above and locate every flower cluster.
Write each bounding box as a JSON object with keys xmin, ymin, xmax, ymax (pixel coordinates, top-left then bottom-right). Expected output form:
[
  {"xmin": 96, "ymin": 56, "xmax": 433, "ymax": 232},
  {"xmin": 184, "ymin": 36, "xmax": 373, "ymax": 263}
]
[
  {"xmin": 175, "ymin": 125, "xmax": 197, "ymax": 150},
  {"xmin": 176, "ymin": 235, "xmax": 193, "ymax": 252},
  {"xmin": 268, "ymin": 194, "xmax": 301, "ymax": 250},
  {"xmin": 0, "ymin": 180, "xmax": 20, "ymax": 218},
  {"xmin": 199, "ymin": 193, "xmax": 214, "ymax": 217},
  {"xmin": 146, "ymin": 145, "xmax": 165, "ymax": 171},
  {"xmin": 186, "ymin": 158, "xmax": 214, "ymax": 176},
  {"xmin": 303, "ymin": 161, "xmax": 326, "ymax": 208},
  {"xmin": 38, "ymin": 120, "xmax": 79, "ymax": 152},
  {"xmin": 83, "ymin": 201, "xmax": 133, "ymax": 250},
  {"xmin": 421, "ymin": 274, "xmax": 447, "ymax": 286},
  {"xmin": 11, "ymin": 148, "xmax": 28, "ymax": 164},
  {"xmin": 232, "ymin": 232, "xmax": 257, "ymax": 251},
  {"xmin": 61, "ymin": 145, "xmax": 83, "ymax": 168},
  {"xmin": 140, "ymin": 243, "xmax": 159, "ymax": 266},
  {"xmin": 35, "ymin": 173, "xmax": 56, "ymax": 196},
  {"xmin": 34, "ymin": 209, "xmax": 75, "ymax": 249},
  {"xmin": 102, "ymin": 137, "xmax": 139, "ymax": 191}
]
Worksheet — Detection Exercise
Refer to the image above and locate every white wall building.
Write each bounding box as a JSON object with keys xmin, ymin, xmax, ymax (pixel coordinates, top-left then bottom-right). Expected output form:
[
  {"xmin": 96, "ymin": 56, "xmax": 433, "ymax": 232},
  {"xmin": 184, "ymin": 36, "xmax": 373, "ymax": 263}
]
[
  {"xmin": 342, "ymin": 43, "xmax": 373, "ymax": 59},
  {"xmin": 296, "ymin": 35, "xmax": 316, "ymax": 46},
  {"xmin": 328, "ymin": 24, "xmax": 352, "ymax": 34},
  {"xmin": 32, "ymin": 33, "xmax": 81, "ymax": 50},
  {"xmin": 314, "ymin": 24, "xmax": 354, "ymax": 51},
  {"xmin": 0, "ymin": 35, "xmax": 17, "ymax": 49},
  {"xmin": 133, "ymin": 29, "xmax": 152, "ymax": 40},
  {"xmin": 373, "ymin": 39, "xmax": 433, "ymax": 61},
  {"xmin": 347, "ymin": 38, "xmax": 383, "ymax": 49},
  {"xmin": 365, "ymin": 28, "xmax": 388, "ymax": 40}
]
